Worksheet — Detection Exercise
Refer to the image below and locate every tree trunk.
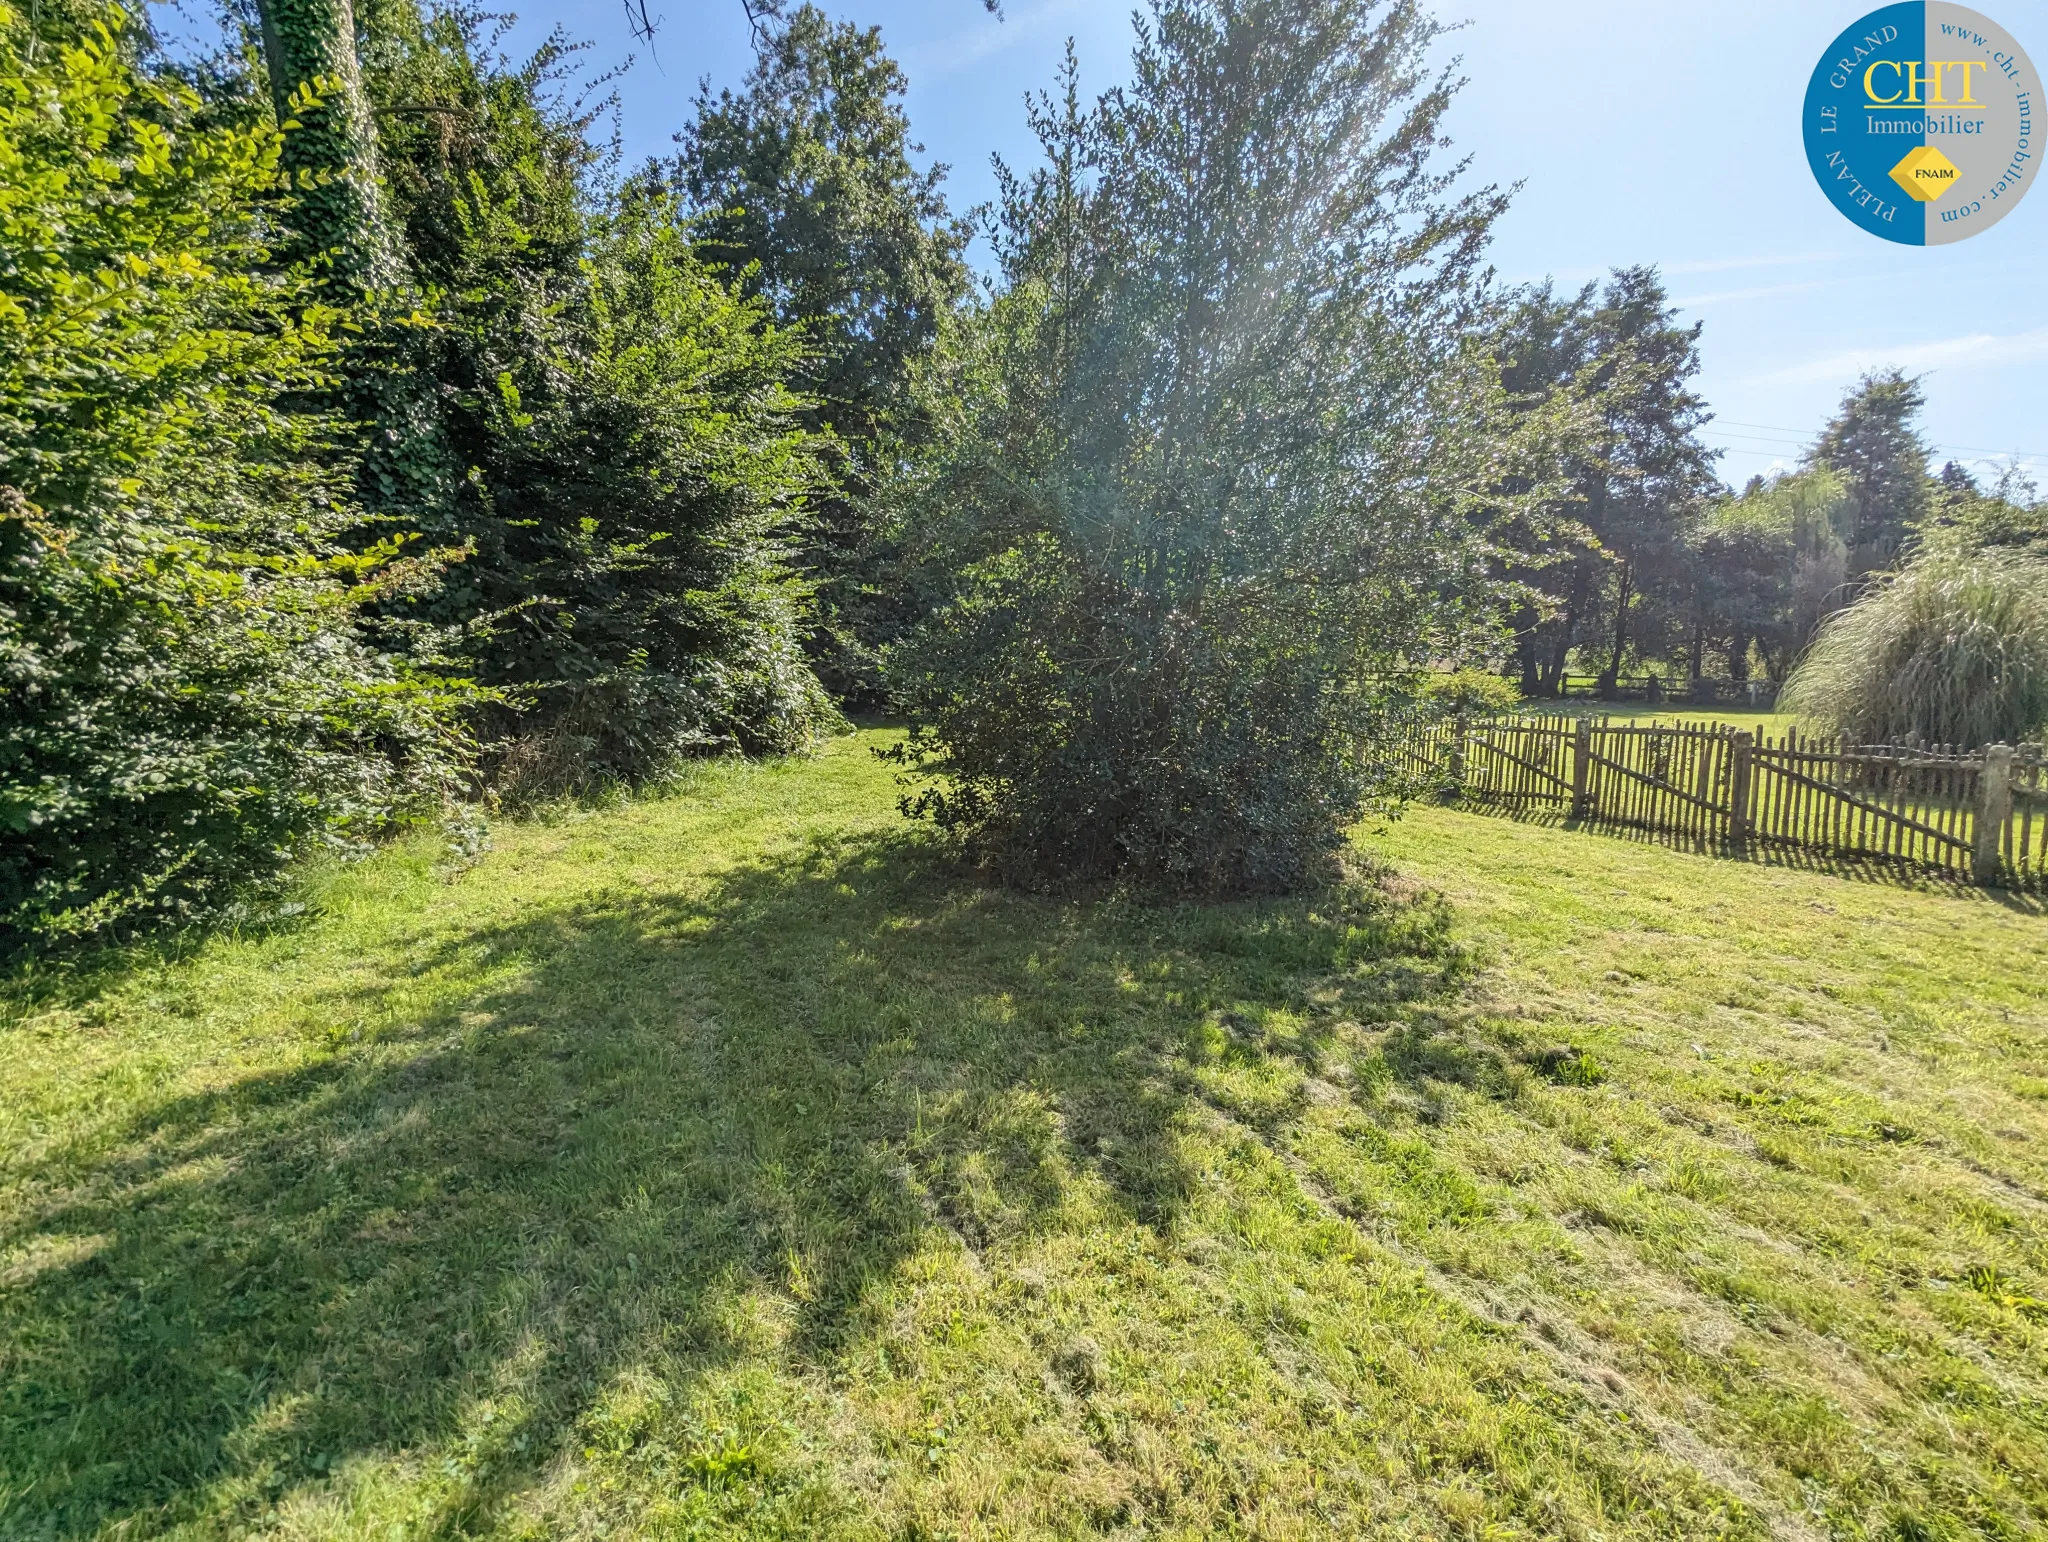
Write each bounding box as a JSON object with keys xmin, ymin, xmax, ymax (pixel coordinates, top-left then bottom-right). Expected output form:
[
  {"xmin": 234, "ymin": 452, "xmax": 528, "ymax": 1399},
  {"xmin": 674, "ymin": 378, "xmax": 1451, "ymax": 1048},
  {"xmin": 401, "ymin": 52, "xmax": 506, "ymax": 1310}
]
[
  {"xmin": 1512, "ymin": 606, "xmax": 1540, "ymax": 696},
  {"xmin": 1541, "ymin": 625, "xmax": 1569, "ymax": 695},
  {"xmin": 1597, "ymin": 561, "xmax": 1632, "ymax": 696},
  {"xmin": 255, "ymin": 0, "xmax": 454, "ymax": 524},
  {"xmin": 255, "ymin": 0, "xmax": 400, "ymax": 291},
  {"xmin": 1542, "ymin": 562, "xmax": 1590, "ymax": 695}
]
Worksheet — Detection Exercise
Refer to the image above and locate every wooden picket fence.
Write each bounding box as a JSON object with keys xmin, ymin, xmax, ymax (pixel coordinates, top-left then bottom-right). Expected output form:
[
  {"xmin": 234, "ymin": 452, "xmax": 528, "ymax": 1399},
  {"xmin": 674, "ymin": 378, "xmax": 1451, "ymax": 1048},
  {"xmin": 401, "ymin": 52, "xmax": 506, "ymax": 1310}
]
[{"xmin": 1393, "ymin": 714, "xmax": 2048, "ymax": 889}]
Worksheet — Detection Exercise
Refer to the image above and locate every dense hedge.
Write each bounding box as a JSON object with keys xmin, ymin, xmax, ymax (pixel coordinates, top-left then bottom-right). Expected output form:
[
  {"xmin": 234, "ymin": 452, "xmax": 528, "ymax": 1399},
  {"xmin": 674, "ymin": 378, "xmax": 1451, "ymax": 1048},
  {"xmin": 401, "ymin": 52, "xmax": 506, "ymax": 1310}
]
[
  {"xmin": 0, "ymin": 8, "xmax": 474, "ymax": 947},
  {"xmin": 361, "ymin": 5, "xmax": 840, "ymax": 787}
]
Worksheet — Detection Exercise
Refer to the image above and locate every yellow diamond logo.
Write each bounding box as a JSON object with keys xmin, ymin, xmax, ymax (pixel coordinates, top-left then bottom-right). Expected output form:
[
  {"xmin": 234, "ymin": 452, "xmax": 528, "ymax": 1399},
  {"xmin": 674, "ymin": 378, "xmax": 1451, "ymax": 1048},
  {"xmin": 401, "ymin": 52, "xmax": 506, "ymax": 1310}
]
[{"xmin": 1890, "ymin": 145, "xmax": 1961, "ymax": 203}]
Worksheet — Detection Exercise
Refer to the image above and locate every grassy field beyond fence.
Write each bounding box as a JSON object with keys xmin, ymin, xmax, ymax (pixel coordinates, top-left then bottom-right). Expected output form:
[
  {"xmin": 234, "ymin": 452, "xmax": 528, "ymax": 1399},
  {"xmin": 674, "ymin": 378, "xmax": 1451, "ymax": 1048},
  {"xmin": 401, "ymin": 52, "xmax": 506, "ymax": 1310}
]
[
  {"xmin": 3, "ymin": 732, "xmax": 2046, "ymax": 1540},
  {"xmin": 1520, "ymin": 700, "xmax": 1800, "ymax": 737},
  {"xmin": 1410, "ymin": 713, "xmax": 2048, "ymax": 889}
]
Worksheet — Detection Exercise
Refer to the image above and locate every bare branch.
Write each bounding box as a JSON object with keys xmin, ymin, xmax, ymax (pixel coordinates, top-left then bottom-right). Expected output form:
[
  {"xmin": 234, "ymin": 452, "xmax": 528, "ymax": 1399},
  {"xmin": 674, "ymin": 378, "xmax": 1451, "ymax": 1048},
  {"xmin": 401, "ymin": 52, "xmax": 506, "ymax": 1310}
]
[{"xmin": 623, "ymin": 0, "xmax": 661, "ymax": 46}]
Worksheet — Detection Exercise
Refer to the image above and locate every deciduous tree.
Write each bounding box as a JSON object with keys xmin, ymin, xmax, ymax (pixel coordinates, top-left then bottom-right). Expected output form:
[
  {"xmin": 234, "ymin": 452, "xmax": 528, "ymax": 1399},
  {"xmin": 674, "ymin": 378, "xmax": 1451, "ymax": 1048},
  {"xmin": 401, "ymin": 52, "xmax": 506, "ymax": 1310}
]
[
  {"xmin": 675, "ymin": 4, "xmax": 972, "ymax": 703},
  {"xmin": 0, "ymin": 6, "xmax": 472, "ymax": 947},
  {"xmin": 884, "ymin": 0, "xmax": 1580, "ymax": 891}
]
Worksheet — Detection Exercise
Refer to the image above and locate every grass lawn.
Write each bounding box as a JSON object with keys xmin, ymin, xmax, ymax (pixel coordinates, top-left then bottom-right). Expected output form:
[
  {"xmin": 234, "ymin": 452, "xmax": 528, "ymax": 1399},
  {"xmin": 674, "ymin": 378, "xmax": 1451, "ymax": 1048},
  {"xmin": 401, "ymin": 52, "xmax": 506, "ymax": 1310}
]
[
  {"xmin": 1515, "ymin": 702, "xmax": 1801, "ymax": 738},
  {"xmin": 3, "ymin": 731, "xmax": 2045, "ymax": 1541}
]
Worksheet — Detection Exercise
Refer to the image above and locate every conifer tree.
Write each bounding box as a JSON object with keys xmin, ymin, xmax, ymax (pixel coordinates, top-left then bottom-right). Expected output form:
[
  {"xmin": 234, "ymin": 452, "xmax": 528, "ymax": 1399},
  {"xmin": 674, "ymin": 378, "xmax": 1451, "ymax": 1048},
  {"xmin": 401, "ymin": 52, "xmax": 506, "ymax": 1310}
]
[
  {"xmin": 1808, "ymin": 369, "xmax": 1933, "ymax": 577},
  {"xmin": 1494, "ymin": 269, "xmax": 1718, "ymax": 696}
]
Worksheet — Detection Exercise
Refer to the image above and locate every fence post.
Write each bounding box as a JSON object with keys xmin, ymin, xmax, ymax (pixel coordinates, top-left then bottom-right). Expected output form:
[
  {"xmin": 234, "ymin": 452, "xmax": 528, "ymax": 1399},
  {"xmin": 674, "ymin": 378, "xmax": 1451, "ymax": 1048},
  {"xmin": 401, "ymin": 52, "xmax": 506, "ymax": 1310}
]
[
  {"xmin": 1449, "ymin": 712, "xmax": 1468, "ymax": 789},
  {"xmin": 1570, "ymin": 717, "xmax": 1592, "ymax": 819},
  {"xmin": 1974, "ymin": 744, "xmax": 2016, "ymax": 886},
  {"xmin": 1727, "ymin": 731, "xmax": 1753, "ymax": 850}
]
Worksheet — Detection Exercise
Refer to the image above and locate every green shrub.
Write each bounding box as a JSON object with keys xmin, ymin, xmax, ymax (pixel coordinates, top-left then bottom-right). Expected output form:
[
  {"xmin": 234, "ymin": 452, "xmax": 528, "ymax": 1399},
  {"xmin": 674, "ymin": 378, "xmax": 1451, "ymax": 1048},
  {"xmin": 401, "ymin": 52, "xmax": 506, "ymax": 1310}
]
[
  {"xmin": 1417, "ymin": 670, "xmax": 1523, "ymax": 716},
  {"xmin": 0, "ymin": 5, "xmax": 474, "ymax": 948},
  {"xmin": 432, "ymin": 194, "xmax": 835, "ymax": 782},
  {"xmin": 358, "ymin": 10, "xmax": 838, "ymax": 783},
  {"xmin": 885, "ymin": 0, "xmax": 1554, "ymax": 892},
  {"xmin": 1781, "ymin": 548, "xmax": 2048, "ymax": 747}
]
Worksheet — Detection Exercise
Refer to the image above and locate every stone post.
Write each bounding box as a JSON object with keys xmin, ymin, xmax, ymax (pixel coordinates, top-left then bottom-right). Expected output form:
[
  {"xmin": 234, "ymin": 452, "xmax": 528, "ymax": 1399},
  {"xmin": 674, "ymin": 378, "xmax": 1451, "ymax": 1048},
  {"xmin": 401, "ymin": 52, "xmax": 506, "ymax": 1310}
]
[{"xmin": 1974, "ymin": 744, "xmax": 2016, "ymax": 886}]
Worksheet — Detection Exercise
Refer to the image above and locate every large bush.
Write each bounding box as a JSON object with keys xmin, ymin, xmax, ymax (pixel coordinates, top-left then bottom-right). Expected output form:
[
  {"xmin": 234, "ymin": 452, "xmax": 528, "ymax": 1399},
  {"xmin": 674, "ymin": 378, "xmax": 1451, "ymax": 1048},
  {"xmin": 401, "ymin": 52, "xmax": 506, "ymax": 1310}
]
[
  {"xmin": 349, "ymin": 6, "xmax": 838, "ymax": 784},
  {"xmin": 1781, "ymin": 548, "xmax": 2048, "ymax": 747},
  {"xmin": 884, "ymin": 0, "xmax": 1563, "ymax": 892},
  {"xmin": 0, "ymin": 6, "xmax": 473, "ymax": 947},
  {"xmin": 429, "ymin": 191, "xmax": 834, "ymax": 783}
]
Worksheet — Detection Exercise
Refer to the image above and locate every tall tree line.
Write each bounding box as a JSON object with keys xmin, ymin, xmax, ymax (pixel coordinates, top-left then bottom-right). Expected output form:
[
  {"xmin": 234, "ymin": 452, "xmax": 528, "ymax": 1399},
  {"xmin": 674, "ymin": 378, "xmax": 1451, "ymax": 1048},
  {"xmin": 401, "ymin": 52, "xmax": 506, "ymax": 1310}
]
[
  {"xmin": 1489, "ymin": 272, "xmax": 2040, "ymax": 694},
  {"xmin": 1492, "ymin": 269, "xmax": 1720, "ymax": 697}
]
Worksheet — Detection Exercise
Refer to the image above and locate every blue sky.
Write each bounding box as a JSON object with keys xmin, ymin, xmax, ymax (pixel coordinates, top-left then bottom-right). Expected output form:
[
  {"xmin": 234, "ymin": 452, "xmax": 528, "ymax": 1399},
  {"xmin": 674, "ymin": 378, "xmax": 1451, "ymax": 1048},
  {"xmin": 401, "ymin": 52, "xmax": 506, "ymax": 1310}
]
[{"xmin": 164, "ymin": 0, "xmax": 2048, "ymax": 488}]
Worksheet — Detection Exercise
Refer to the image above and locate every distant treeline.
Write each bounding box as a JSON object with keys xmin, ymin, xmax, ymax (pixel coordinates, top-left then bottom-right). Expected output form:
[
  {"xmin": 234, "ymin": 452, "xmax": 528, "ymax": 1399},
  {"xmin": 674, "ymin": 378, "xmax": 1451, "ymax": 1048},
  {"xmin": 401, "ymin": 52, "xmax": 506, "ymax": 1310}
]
[{"xmin": 1490, "ymin": 275, "xmax": 2044, "ymax": 697}]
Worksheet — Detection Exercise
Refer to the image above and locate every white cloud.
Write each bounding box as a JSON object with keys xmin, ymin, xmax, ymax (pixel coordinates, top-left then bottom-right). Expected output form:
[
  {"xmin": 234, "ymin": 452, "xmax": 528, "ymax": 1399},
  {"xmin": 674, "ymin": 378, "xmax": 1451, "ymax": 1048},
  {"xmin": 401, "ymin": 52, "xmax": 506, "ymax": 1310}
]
[
  {"xmin": 1661, "ymin": 251, "xmax": 1840, "ymax": 277},
  {"xmin": 1753, "ymin": 326, "xmax": 2048, "ymax": 386},
  {"xmin": 1671, "ymin": 279, "xmax": 1830, "ymax": 308}
]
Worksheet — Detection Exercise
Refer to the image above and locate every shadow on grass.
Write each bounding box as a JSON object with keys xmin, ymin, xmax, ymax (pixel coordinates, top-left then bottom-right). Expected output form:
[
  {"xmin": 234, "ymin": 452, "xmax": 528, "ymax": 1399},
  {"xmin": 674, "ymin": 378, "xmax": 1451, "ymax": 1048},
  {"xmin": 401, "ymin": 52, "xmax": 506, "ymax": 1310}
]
[
  {"xmin": 0, "ymin": 829, "xmax": 1478, "ymax": 1538},
  {"xmin": 1439, "ymin": 796, "xmax": 2048, "ymax": 912}
]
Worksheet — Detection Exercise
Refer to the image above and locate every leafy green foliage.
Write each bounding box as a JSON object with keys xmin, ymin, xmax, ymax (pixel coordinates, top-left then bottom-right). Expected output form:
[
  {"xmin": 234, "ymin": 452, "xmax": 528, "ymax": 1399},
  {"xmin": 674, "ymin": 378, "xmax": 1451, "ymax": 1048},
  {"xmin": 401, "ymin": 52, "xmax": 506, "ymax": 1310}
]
[
  {"xmin": 1429, "ymin": 671, "xmax": 1524, "ymax": 716},
  {"xmin": 357, "ymin": 0, "xmax": 596, "ymax": 289},
  {"xmin": 884, "ymin": 1, "xmax": 1571, "ymax": 891},
  {"xmin": 1416, "ymin": 669, "xmax": 1522, "ymax": 715},
  {"xmin": 675, "ymin": 4, "xmax": 972, "ymax": 705},
  {"xmin": 1923, "ymin": 459, "xmax": 2048, "ymax": 558},
  {"xmin": 437, "ymin": 196, "xmax": 836, "ymax": 783},
  {"xmin": 1688, "ymin": 468, "xmax": 1849, "ymax": 683},
  {"xmin": 0, "ymin": 4, "xmax": 475, "ymax": 947},
  {"xmin": 1808, "ymin": 369, "xmax": 1933, "ymax": 578},
  {"xmin": 1781, "ymin": 547, "xmax": 2048, "ymax": 747},
  {"xmin": 677, "ymin": 4, "xmax": 969, "ymax": 448},
  {"xmin": 345, "ymin": 2, "xmax": 838, "ymax": 786},
  {"xmin": 1493, "ymin": 269, "xmax": 1720, "ymax": 696}
]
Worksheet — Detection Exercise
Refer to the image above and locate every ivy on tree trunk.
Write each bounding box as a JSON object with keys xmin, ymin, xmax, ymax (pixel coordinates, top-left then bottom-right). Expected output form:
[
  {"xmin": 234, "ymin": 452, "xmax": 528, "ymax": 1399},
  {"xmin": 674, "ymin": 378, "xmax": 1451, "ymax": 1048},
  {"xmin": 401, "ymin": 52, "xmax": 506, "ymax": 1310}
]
[
  {"xmin": 254, "ymin": 0, "xmax": 454, "ymax": 522},
  {"xmin": 255, "ymin": 0, "xmax": 400, "ymax": 290}
]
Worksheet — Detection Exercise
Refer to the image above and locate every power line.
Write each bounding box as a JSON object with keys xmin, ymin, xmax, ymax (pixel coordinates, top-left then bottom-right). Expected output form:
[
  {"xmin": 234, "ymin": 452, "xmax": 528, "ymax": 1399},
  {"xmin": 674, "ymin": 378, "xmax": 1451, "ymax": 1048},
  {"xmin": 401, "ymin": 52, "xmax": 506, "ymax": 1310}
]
[
  {"xmin": 1699, "ymin": 432, "xmax": 2048, "ymax": 466},
  {"xmin": 1701, "ymin": 431, "xmax": 1815, "ymax": 448},
  {"xmin": 1706, "ymin": 419, "xmax": 2048, "ymax": 462}
]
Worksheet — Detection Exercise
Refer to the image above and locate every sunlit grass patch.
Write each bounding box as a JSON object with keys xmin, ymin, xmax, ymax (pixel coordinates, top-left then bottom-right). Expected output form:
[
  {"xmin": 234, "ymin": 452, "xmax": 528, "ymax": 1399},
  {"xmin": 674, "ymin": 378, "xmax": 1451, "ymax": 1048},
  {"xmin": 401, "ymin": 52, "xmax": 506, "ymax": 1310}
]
[{"xmin": 2, "ymin": 733, "xmax": 2044, "ymax": 1539}]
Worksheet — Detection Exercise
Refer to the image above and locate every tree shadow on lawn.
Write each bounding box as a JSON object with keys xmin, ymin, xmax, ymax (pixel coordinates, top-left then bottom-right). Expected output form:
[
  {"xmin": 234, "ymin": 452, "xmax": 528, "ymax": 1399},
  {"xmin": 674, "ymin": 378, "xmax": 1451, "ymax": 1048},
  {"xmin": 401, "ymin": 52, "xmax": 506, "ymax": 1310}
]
[{"xmin": 0, "ymin": 831, "xmax": 1487, "ymax": 1539}]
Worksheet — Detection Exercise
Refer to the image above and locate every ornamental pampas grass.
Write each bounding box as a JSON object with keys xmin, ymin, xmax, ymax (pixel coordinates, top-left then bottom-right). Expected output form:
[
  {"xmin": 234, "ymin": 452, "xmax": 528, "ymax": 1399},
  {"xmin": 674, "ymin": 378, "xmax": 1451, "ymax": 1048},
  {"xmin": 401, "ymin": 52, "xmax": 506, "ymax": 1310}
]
[{"xmin": 1781, "ymin": 549, "xmax": 2048, "ymax": 748}]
